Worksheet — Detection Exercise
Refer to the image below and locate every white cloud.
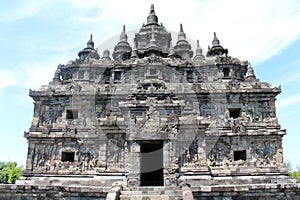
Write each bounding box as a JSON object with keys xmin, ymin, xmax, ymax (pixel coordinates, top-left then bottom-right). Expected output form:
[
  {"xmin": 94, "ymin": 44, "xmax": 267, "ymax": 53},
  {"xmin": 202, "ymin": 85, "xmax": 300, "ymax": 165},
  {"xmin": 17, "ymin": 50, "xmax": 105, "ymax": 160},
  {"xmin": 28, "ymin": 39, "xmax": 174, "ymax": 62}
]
[
  {"xmin": 0, "ymin": 0, "xmax": 299, "ymax": 168},
  {"xmin": 2, "ymin": 0, "xmax": 300, "ymax": 67},
  {"xmin": 277, "ymin": 95, "xmax": 300, "ymax": 110},
  {"xmin": 71, "ymin": 16, "xmax": 103, "ymax": 23},
  {"xmin": 5, "ymin": 0, "xmax": 300, "ymax": 91},
  {"xmin": 0, "ymin": 0, "xmax": 49, "ymax": 21},
  {"xmin": 281, "ymin": 72, "xmax": 300, "ymax": 85},
  {"xmin": 23, "ymin": 62, "xmax": 59, "ymax": 90},
  {"xmin": 69, "ymin": 0, "xmax": 300, "ymax": 65},
  {"xmin": 0, "ymin": 71, "xmax": 18, "ymax": 93}
]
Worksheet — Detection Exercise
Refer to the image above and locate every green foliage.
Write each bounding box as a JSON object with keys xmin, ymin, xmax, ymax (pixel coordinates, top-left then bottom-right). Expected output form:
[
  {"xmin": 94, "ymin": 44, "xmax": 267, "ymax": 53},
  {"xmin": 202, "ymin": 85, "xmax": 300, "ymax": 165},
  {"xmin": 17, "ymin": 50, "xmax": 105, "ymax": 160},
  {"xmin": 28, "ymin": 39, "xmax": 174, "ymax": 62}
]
[
  {"xmin": 0, "ymin": 161, "xmax": 23, "ymax": 184},
  {"xmin": 286, "ymin": 161, "xmax": 300, "ymax": 183},
  {"xmin": 289, "ymin": 171, "xmax": 300, "ymax": 183}
]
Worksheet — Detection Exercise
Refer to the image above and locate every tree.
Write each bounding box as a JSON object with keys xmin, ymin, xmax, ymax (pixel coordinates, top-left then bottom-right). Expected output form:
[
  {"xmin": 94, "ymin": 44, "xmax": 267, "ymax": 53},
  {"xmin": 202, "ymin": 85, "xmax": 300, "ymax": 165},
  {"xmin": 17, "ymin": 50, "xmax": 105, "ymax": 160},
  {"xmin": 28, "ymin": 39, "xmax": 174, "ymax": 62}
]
[
  {"xmin": 0, "ymin": 161, "xmax": 23, "ymax": 184},
  {"xmin": 289, "ymin": 171, "xmax": 300, "ymax": 183},
  {"xmin": 8, "ymin": 167, "xmax": 21, "ymax": 184},
  {"xmin": 286, "ymin": 161, "xmax": 300, "ymax": 183}
]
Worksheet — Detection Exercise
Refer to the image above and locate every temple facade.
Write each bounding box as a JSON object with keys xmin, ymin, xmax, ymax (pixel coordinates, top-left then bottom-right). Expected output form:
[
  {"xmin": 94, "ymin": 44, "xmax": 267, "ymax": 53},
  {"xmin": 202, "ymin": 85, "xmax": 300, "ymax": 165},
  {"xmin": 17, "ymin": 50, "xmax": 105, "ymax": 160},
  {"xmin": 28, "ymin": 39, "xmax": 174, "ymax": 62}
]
[{"xmin": 18, "ymin": 5, "xmax": 299, "ymax": 200}]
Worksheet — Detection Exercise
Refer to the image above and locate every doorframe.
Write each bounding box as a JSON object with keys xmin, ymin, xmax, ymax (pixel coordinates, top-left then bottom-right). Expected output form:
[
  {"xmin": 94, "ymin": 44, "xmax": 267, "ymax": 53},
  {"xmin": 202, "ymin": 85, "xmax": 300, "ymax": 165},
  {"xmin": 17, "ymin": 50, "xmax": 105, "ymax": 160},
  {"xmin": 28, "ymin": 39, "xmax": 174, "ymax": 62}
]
[{"xmin": 140, "ymin": 140, "xmax": 164, "ymax": 186}]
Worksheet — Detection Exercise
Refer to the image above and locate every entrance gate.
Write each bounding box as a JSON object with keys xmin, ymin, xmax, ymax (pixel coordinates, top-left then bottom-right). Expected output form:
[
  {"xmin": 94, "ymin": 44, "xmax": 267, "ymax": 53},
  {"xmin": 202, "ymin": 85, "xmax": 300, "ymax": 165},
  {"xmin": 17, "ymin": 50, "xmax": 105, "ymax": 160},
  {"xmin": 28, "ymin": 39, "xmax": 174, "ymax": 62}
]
[{"xmin": 140, "ymin": 141, "xmax": 164, "ymax": 186}]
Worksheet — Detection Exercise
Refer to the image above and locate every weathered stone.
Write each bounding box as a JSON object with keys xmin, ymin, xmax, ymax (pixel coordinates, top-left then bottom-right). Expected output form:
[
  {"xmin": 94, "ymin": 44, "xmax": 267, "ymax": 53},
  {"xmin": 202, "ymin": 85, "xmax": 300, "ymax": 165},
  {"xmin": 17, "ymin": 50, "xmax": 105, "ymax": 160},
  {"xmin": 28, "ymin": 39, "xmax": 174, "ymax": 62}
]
[
  {"xmin": 181, "ymin": 186, "xmax": 193, "ymax": 200},
  {"xmin": 2, "ymin": 4, "xmax": 298, "ymax": 200}
]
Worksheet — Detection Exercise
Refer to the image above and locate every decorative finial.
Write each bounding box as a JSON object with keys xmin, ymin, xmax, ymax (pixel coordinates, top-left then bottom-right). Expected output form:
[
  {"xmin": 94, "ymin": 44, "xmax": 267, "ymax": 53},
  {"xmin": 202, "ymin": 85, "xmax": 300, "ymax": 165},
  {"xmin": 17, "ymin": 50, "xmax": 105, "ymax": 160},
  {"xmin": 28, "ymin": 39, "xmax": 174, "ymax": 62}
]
[
  {"xmin": 193, "ymin": 39, "xmax": 205, "ymax": 61},
  {"xmin": 212, "ymin": 32, "xmax": 220, "ymax": 46},
  {"xmin": 180, "ymin": 24, "xmax": 183, "ymax": 32},
  {"xmin": 248, "ymin": 63, "xmax": 255, "ymax": 76},
  {"xmin": 207, "ymin": 33, "xmax": 228, "ymax": 56},
  {"xmin": 54, "ymin": 69, "xmax": 60, "ymax": 79},
  {"xmin": 52, "ymin": 65, "xmax": 61, "ymax": 83},
  {"xmin": 113, "ymin": 24, "xmax": 132, "ymax": 60},
  {"xmin": 120, "ymin": 25, "xmax": 128, "ymax": 42},
  {"xmin": 103, "ymin": 50, "xmax": 110, "ymax": 58},
  {"xmin": 150, "ymin": 4, "xmax": 155, "ymax": 14},
  {"xmin": 196, "ymin": 40, "xmax": 203, "ymax": 55},
  {"xmin": 102, "ymin": 50, "xmax": 111, "ymax": 60},
  {"xmin": 178, "ymin": 24, "xmax": 186, "ymax": 41},
  {"xmin": 87, "ymin": 34, "xmax": 94, "ymax": 48},
  {"xmin": 246, "ymin": 62, "xmax": 257, "ymax": 81},
  {"xmin": 147, "ymin": 4, "xmax": 158, "ymax": 24}
]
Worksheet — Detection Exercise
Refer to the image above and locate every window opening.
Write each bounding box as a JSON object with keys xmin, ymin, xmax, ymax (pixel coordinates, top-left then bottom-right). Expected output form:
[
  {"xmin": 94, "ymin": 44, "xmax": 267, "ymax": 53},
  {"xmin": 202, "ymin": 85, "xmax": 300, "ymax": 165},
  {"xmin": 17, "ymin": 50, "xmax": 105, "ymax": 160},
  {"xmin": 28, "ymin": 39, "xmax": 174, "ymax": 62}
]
[
  {"xmin": 223, "ymin": 68, "xmax": 230, "ymax": 78},
  {"xmin": 66, "ymin": 109, "xmax": 78, "ymax": 119},
  {"xmin": 234, "ymin": 150, "xmax": 246, "ymax": 161},
  {"xmin": 61, "ymin": 152, "xmax": 75, "ymax": 162},
  {"xmin": 228, "ymin": 108, "xmax": 241, "ymax": 118}
]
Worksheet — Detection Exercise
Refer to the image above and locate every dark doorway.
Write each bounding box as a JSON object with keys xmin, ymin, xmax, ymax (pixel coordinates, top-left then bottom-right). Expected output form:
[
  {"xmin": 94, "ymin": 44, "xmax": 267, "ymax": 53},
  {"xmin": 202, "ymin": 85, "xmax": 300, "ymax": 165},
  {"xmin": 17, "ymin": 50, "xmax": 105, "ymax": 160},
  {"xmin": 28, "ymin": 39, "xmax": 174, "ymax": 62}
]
[{"xmin": 140, "ymin": 141, "xmax": 164, "ymax": 186}]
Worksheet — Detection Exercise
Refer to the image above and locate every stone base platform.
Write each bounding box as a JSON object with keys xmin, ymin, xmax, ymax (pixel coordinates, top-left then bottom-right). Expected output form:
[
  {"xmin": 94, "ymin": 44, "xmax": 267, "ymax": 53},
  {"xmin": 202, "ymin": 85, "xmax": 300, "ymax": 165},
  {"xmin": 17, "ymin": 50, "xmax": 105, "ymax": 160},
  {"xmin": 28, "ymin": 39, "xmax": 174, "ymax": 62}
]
[
  {"xmin": 0, "ymin": 182, "xmax": 299, "ymax": 200},
  {"xmin": 0, "ymin": 175, "xmax": 299, "ymax": 200},
  {"xmin": 0, "ymin": 183, "xmax": 299, "ymax": 200},
  {"xmin": 18, "ymin": 173, "xmax": 127, "ymax": 187}
]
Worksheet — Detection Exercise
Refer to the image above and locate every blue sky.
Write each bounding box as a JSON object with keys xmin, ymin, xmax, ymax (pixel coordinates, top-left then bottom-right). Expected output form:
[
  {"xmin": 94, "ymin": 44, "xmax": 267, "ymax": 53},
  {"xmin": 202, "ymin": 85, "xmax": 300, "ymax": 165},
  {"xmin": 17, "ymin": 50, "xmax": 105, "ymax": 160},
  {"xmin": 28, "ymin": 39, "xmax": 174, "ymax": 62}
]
[{"xmin": 0, "ymin": 0, "xmax": 300, "ymax": 170}]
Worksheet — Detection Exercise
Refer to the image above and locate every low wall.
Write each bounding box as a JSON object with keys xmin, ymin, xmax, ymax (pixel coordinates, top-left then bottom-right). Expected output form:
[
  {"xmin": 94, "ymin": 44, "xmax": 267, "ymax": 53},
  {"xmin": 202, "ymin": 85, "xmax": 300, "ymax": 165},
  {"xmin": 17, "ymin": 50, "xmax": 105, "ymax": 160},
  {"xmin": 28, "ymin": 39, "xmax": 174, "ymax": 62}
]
[
  {"xmin": 0, "ymin": 182, "xmax": 299, "ymax": 200},
  {"xmin": 192, "ymin": 183, "xmax": 300, "ymax": 200},
  {"xmin": 0, "ymin": 184, "xmax": 108, "ymax": 200}
]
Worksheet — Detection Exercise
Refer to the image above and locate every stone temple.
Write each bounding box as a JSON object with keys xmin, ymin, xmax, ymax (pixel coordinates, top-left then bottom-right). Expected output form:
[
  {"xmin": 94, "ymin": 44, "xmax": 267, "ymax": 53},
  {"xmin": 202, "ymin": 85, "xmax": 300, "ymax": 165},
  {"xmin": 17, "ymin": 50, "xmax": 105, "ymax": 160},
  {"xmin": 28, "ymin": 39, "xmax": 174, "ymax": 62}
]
[{"xmin": 7, "ymin": 4, "xmax": 299, "ymax": 200}]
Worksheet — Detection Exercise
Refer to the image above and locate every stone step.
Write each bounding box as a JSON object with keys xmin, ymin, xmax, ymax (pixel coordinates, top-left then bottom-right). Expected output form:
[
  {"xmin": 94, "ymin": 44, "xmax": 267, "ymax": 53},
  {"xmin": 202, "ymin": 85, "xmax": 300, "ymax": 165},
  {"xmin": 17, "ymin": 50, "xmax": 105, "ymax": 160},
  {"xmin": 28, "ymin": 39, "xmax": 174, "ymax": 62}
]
[
  {"xmin": 120, "ymin": 194, "xmax": 177, "ymax": 200},
  {"xmin": 120, "ymin": 187, "xmax": 184, "ymax": 200},
  {"xmin": 164, "ymin": 189, "xmax": 183, "ymax": 197},
  {"xmin": 121, "ymin": 190, "xmax": 143, "ymax": 195},
  {"xmin": 127, "ymin": 186, "xmax": 166, "ymax": 191},
  {"xmin": 122, "ymin": 187, "xmax": 182, "ymax": 193}
]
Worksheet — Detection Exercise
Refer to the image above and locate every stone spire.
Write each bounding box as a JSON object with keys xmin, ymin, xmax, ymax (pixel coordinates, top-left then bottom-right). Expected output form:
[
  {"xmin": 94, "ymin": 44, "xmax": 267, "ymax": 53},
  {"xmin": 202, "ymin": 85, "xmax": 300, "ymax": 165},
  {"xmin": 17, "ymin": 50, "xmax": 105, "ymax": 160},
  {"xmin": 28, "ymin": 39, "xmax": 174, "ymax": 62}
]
[
  {"xmin": 101, "ymin": 50, "xmax": 111, "ymax": 61},
  {"xmin": 120, "ymin": 25, "xmax": 128, "ymax": 42},
  {"xmin": 50, "ymin": 64, "xmax": 62, "ymax": 85},
  {"xmin": 206, "ymin": 32, "xmax": 228, "ymax": 57},
  {"xmin": 112, "ymin": 25, "xmax": 132, "ymax": 60},
  {"xmin": 212, "ymin": 32, "xmax": 220, "ymax": 47},
  {"xmin": 87, "ymin": 34, "xmax": 94, "ymax": 48},
  {"xmin": 178, "ymin": 24, "xmax": 186, "ymax": 41},
  {"xmin": 246, "ymin": 62, "xmax": 257, "ymax": 81},
  {"xmin": 78, "ymin": 34, "xmax": 100, "ymax": 60},
  {"xmin": 174, "ymin": 24, "xmax": 193, "ymax": 59},
  {"xmin": 134, "ymin": 4, "xmax": 171, "ymax": 55},
  {"xmin": 193, "ymin": 40, "xmax": 205, "ymax": 61},
  {"xmin": 196, "ymin": 40, "xmax": 203, "ymax": 55},
  {"xmin": 52, "ymin": 66, "xmax": 61, "ymax": 83},
  {"xmin": 147, "ymin": 4, "xmax": 158, "ymax": 25},
  {"xmin": 130, "ymin": 42, "xmax": 138, "ymax": 59}
]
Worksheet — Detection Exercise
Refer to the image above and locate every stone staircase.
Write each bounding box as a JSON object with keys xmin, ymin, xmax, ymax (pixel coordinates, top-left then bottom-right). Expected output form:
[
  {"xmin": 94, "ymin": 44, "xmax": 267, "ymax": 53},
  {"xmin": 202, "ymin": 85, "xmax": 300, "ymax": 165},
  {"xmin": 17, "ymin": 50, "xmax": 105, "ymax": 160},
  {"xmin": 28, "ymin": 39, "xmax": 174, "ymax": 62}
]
[{"xmin": 119, "ymin": 186, "xmax": 190, "ymax": 200}]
